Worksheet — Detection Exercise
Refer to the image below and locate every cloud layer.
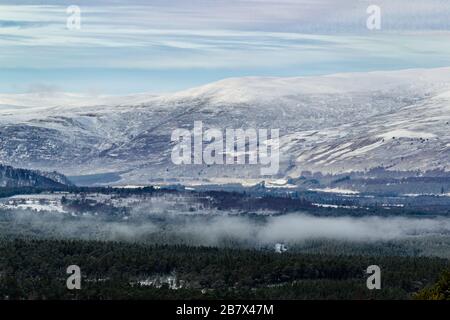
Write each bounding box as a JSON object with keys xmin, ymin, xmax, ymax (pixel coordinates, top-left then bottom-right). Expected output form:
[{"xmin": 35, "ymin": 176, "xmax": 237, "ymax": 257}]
[{"xmin": 1, "ymin": 1, "xmax": 450, "ymax": 93}]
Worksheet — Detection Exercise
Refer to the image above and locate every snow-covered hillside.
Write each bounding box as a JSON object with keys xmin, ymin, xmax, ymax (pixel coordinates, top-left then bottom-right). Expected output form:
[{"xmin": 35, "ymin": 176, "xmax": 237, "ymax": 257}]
[{"xmin": 0, "ymin": 68, "xmax": 449, "ymax": 186}]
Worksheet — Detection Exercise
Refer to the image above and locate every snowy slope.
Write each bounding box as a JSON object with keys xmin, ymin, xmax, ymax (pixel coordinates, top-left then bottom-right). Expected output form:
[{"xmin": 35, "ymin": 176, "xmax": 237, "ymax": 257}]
[
  {"xmin": 284, "ymin": 91, "xmax": 450, "ymax": 175},
  {"xmin": 0, "ymin": 68, "xmax": 449, "ymax": 185},
  {"xmin": 0, "ymin": 92, "xmax": 157, "ymax": 109}
]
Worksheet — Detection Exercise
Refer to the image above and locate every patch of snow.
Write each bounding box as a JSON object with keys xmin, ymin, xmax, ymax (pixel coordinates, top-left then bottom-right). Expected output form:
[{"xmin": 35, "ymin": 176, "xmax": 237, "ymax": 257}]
[
  {"xmin": 377, "ymin": 129, "xmax": 436, "ymax": 140},
  {"xmin": 309, "ymin": 187, "xmax": 359, "ymax": 195}
]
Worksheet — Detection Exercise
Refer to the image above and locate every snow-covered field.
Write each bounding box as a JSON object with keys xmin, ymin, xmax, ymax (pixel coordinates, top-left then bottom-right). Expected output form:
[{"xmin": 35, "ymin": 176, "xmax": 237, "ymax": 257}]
[{"xmin": 0, "ymin": 200, "xmax": 66, "ymax": 213}]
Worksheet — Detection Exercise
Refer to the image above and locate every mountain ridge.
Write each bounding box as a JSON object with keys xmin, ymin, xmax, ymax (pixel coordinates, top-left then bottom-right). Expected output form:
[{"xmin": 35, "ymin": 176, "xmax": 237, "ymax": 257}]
[
  {"xmin": 0, "ymin": 67, "xmax": 449, "ymax": 186},
  {"xmin": 0, "ymin": 164, "xmax": 73, "ymax": 188}
]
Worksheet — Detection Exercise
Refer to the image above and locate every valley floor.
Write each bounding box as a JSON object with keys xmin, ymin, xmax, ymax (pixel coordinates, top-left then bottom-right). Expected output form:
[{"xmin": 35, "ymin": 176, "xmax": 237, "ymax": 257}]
[{"xmin": 0, "ymin": 186, "xmax": 449, "ymax": 300}]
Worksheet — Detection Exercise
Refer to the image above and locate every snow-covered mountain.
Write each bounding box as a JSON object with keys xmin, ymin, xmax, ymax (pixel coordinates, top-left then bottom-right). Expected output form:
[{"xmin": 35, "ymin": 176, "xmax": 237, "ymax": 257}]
[{"xmin": 0, "ymin": 68, "xmax": 449, "ymax": 186}]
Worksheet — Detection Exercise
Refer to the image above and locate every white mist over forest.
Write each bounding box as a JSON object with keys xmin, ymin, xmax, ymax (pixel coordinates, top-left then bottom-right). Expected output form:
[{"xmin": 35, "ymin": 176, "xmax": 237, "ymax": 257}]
[{"xmin": 8, "ymin": 209, "xmax": 450, "ymax": 245}]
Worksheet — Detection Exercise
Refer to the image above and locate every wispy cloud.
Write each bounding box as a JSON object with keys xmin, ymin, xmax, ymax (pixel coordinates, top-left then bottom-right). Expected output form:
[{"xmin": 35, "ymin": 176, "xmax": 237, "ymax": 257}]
[{"xmin": 1, "ymin": 1, "xmax": 450, "ymax": 93}]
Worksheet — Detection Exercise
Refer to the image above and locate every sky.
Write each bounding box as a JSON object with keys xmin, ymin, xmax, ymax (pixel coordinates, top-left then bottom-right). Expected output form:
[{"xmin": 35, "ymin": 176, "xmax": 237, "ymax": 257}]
[{"xmin": 1, "ymin": 0, "xmax": 450, "ymax": 94}]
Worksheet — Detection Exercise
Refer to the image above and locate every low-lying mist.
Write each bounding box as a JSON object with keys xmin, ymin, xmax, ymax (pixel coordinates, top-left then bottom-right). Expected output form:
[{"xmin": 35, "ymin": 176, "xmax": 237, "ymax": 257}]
[{"xmin": 3, "ymin": 208, "xmax": 450, "ymax": 248}]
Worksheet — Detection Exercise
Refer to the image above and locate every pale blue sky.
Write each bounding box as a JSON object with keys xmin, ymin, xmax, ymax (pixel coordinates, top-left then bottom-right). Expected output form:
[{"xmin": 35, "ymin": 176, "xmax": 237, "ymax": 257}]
[{"xmin": 1, "ymin": 0, "xmax": 450, "ymax": 94}]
